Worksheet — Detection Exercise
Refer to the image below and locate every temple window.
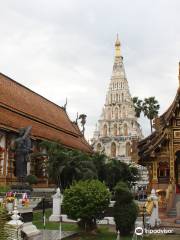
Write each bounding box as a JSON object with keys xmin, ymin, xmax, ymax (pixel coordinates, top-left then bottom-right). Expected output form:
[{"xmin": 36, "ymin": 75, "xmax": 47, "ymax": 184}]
[
  {"xmin": 97, "ymin": 143, "xmax": 101, "ymax": 152},
  {"xmin": 114, "ymin": 124, "xmax": 117, "ymax": 136},
  {"xmin": 103, "ymin": 124, "xmax": 108, "ymax": 137},
  {"xmin": 124, "ymin": 123, "xmax": 128, "ymax": 136},
  {"xmin": 126, "ymin": 142, "xmax": 131, "ymax": 156},
  {"xmin": 115, "ymin": 107, "xmax": 118, "ymax": 119},
  {"xmin": 116, "ymin": 94, "xmax": 118, "ymax": 102},
  {"xmin": 122, "ymin": 106, "xmax": 126, "ymax": 118},
  {"xmin": 122, "ymin": 93, "xmax": 124, "ymax": 101},
  {"xmin": 158, "ymin": 162, "xmax": 170, "ymax": 183},
  {"xmin": 108, "ymin": 108, "xmax": 111, "ymax": 120},
  {"xmin": 111, "ymin": 142, "xmax": 116, "ymax": 158}
]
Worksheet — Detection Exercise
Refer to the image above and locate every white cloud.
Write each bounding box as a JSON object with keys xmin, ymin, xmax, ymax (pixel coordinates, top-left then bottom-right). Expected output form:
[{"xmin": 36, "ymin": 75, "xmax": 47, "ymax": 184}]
[{"xmin": 0, "ymin": 0, "xmax": 180, "ymax": 140}]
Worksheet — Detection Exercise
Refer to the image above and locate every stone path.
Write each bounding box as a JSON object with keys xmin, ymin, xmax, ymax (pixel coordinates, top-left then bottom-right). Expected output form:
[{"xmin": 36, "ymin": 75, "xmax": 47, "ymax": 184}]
[{"xmin": 28, "ymin": 230, "xmax": 77, "ymax": 240}]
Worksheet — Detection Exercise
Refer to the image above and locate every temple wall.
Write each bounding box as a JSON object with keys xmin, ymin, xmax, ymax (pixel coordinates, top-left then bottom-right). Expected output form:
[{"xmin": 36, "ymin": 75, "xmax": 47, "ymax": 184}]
[{"xmin": 0, "ymin": 134, "xmax": 6, "ymax": 175}]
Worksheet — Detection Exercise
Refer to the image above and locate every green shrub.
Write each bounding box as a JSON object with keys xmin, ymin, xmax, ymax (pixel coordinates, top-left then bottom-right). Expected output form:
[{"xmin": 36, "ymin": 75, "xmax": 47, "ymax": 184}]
[
  {"xmin": 113, "ymin": 181, "xmax": 138, "ymax": 236},
  {"xmin": 63, "ymin": 180, "xmax": 111, "ymax": 231},
  {"xmin": 0, "ymin": 185, "xmax": 10, "ymax": 193},
  {"xmin": 0, "ymin": 205, "xmax": 11, "ymax": 239},
  {"xmin": 26, "ymin": 175, "xmax": 38, "ymax": 185}
]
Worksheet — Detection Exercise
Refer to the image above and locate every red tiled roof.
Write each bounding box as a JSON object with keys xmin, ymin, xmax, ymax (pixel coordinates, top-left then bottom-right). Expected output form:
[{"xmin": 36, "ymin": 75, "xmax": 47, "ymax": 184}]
[{"xmin": 0, "ymin": 73, "xmax": 92, "ymax": 153}]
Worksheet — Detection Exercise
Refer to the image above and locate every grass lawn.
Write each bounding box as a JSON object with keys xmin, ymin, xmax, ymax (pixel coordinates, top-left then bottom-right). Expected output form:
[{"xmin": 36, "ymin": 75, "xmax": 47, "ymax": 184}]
[
  {"xmin": 33, "ymin": 209, "xmax": 78, "ymax": 231},
  {"xmin": 33, "ymin": 210, "xmax": 180, "ymax": 240},
  {"xmin": 33, "ymin": 209, "xmax": 131, "ymax": 239}
]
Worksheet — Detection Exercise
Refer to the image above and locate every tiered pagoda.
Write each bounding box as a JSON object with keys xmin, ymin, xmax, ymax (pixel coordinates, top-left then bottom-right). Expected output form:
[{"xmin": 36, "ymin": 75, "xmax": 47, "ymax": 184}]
[{"xmin": 92, "ymin": 36, "xmax": 142, "ymax": 162}]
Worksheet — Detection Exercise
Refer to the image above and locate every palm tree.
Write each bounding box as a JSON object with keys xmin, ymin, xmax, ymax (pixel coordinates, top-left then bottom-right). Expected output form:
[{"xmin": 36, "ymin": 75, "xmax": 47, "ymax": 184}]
[
  {"xmin": 132, "ymin": 97, "xmax": 143, "ymax": 118},
  {"xmin": 39, "ymin": 141, "xmax": 97, "ymax": 189},
  {"xmin": 142, "ymin": 97, "xmax": 160, "ymax": 133},
  {"xmin": 78, "ymin": 114, "xmax": 87, "ymax": 135}
]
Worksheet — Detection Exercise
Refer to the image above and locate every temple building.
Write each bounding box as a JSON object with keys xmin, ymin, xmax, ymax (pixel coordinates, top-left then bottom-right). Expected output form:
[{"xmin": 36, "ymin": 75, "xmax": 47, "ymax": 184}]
[
  {"xmin": 91, "ymin": 36, "xmax": 143, "ymax": 162},
  {"xmin": 138, "ymin": 63, "xmax": 180, "ymax": 215},
  {"xmin": 0, "ymin": 72, "xmax": 92, "ymax": 187}
]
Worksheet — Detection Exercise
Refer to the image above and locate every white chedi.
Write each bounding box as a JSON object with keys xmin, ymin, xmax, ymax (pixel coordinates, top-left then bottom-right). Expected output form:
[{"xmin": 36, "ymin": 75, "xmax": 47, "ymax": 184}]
[{"xmin": 91, "ymin": 36, "xmax": 142, "ymax": 162}]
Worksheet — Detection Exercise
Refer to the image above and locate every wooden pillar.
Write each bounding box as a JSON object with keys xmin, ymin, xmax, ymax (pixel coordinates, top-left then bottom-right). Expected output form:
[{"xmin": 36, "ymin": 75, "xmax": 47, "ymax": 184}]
[
  {"xmin": 152, "ymin": 161, "xmax": 158, "ymax": 183},
  {"xmin": 0, "ymin": 150, "xmax": 4, "ymax": 175},
  {"xmin": 169, "ymin": 133, "xmax": 175, "ymax": 180}
]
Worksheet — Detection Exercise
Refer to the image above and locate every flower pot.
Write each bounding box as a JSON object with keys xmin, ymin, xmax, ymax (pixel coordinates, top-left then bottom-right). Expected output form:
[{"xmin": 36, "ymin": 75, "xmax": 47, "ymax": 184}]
[{"xmin": 6, "ymin": 202, "xmax": 14, "ymax": 213}]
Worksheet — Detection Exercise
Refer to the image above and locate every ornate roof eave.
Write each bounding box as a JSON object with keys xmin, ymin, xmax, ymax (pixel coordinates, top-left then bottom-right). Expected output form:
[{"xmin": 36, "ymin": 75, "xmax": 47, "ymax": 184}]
[
  {"xmin": 158, "ymin": 88, "xmax": 180, "ymax": 126},
  {"xmin": 139, "ymin": 88, "xmax": 180, "ymax": 154},
  {"xmin": 143, "ymin": 130, "xmax": 168, "ymax": 156},
  {"xmin": 138, "ymin": 128, "xmax": 168, "ymax": 157}
]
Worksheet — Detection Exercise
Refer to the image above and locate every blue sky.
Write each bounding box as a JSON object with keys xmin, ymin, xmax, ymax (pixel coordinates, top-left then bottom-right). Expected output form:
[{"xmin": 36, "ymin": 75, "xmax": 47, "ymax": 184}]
[{"xmin": 0, "ymin": 0, "xmax": 180, "ymax": 139}]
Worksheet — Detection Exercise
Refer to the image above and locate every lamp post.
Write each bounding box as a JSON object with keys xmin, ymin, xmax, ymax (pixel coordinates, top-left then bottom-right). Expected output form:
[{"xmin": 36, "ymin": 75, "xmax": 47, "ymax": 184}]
[
  {"xmin": 59, "ymin": 188, "xmax": 62, "ymax": 240},
  {"xmin": 116, "ymin": 230, "xmax": 120, "ymax": 240},
  {"xmin": 143, "ymin": 205, "xmax": 146, "ymax": 229},
  {"xmin": 42, "ymin": 198, "xmax": 46, "ymax": 230}
]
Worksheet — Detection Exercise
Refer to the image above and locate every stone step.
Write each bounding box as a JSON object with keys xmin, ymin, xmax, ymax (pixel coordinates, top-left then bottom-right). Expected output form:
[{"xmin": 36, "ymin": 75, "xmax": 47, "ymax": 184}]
[
  {"xmin": 167, "ymin": 213, "xmax": 177, "ymax": 217},
  {"xmin": 167, "ymin": 209, "xmax": 177, "ymax": 214}
]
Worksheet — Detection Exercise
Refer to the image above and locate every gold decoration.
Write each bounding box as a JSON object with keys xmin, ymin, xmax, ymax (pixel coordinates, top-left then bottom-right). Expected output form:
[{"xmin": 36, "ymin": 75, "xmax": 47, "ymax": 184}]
[{"xmin": 115, "ymin": 34, "xmax": 121, "ymax": 57}]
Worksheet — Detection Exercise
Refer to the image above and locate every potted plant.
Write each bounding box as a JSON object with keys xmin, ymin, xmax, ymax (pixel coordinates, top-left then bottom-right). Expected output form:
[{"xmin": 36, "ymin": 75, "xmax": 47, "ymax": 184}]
[{"xmin": 5, "ymin": 192, "xmax": 15, "ymax": 213}]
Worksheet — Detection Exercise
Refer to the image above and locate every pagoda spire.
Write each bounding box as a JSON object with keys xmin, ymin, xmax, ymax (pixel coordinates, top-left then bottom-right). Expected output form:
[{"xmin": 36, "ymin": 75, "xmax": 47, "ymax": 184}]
[{"xmin": 115, "ymin": 34, "xmax": 121, "ymax": 58}]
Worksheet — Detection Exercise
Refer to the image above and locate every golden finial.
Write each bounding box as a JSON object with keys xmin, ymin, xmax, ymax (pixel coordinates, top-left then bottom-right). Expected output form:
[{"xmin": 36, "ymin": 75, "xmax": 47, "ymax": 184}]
[{"xmin": 115, "ymin": 33, "xmax": 121, "ymax": 57}]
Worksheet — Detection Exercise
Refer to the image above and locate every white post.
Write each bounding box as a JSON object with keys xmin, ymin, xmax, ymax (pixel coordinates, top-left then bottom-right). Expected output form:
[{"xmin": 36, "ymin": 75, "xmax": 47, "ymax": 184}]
[
  {"xmin": 49, "ymin": 188, "xmax": 61, "ymax": 222},
  {"xmin": 116, "ymin": 230, "xmax": 120, "ymax": 240}
]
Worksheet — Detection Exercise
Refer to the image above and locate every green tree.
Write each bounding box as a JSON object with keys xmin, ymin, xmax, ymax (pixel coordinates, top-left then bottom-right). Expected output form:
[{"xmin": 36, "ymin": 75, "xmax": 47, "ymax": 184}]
[
  {"xmin": 40, "ymin": 141, "xmax": 97, "ymax": 189},
  {"xmin": 142, "ymin": 97, "xmax": 160, "ymax": 133},
  {"xmin": 63, "ymin": 180, "xmax": 111, "ymax": 231},
  {"xmin": 104, "ymin": 159, "xmax": 140, "ymax": 191},
  {"xmin": 91, "ymin": 153, "xmax": 107, "ymax": 182},
  {"xmin": 132, "ymin": 97, "xmax": 143, "ymax": 118},
  {"xmin": 113, "ymin": 182, "xmax": 138, "ymax": 236}
]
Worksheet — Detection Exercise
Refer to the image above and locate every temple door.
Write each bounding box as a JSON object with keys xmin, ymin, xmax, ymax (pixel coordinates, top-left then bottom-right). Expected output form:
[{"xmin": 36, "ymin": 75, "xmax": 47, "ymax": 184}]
[{"xmin": 175, "ymin": 151, "xmax": 180, "ymax": 193}]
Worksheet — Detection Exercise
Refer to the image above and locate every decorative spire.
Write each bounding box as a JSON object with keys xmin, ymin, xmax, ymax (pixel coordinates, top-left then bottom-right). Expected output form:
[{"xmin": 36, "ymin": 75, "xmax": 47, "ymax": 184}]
[{"xmin": 115, "ymin": 34, "xmax": 121, "ymax": 57}]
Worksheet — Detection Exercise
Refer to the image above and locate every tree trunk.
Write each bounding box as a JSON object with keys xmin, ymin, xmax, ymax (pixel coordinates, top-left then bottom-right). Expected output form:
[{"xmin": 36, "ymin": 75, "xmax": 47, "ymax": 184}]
[{"xmin": 150, "ymin": 119, "xmax": 153, "ymax": 133}]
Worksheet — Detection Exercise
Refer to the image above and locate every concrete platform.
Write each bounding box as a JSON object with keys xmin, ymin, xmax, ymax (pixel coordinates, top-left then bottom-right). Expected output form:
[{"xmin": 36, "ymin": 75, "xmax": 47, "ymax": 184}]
[{"xmin": 28, "ymin": 230, "xmax": 77, "ymax": 240}]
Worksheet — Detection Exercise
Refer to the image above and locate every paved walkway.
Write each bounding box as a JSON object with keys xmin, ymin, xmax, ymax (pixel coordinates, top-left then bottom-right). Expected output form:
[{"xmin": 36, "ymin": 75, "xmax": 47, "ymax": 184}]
[{"xmin": 28, "ymin": 230, "xmax": 76, "ymax": 240}]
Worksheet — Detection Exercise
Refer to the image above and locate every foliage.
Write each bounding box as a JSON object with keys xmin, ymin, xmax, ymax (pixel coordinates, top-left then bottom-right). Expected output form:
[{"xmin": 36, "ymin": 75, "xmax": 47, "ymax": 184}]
[
  {"xmin": 113, "ymin": 182, "xmax": 138, "ymax": 236},
  {"xmin": 40, "ymin": 141, "xmax": 97, "ymax": 189},
  {"xmin": 142, "ymin": 97, "xmax": 160, "ymax": 132},
  {"xmin": 105, "ymin": 160, "xmax": 140, "ymax": 191},
  {"xmin": 91, "ymin": 153, "xmax": 107, "ymax": 182},
  {"xmin": 63, "ymin": 180, "xmax": 111, "ymax": 231},
  {"xmin": 26, "ymin": 175, "xmax": 38, "ymax": 185},
  {"xmin": 133, "ymin": 96, "xmax": 160, "ymax": 132},
  {"xmin": 39, "ymin": 141, "xmax": 139, "ymax": 192},
  {"xmin": 132, "ymin": 97, "xmax": 143, "ymax": 118},
  {"xmin": 0, "ymin": 205, "xmax": 10, "ymax": 239},
  {"xmin": 0, "ymin": 185, "xmax": 10, "ymax": 193},
  {"xmin": 5, "ymin": 191, "xmax": 15, "ymax": 203}
]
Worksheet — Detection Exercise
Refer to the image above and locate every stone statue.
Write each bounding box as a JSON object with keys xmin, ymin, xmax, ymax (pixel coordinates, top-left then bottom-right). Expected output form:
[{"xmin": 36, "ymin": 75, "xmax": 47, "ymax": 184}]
[{"xmin": 14, "ymin": 126, "xmax": 32, "ymax": 179}]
